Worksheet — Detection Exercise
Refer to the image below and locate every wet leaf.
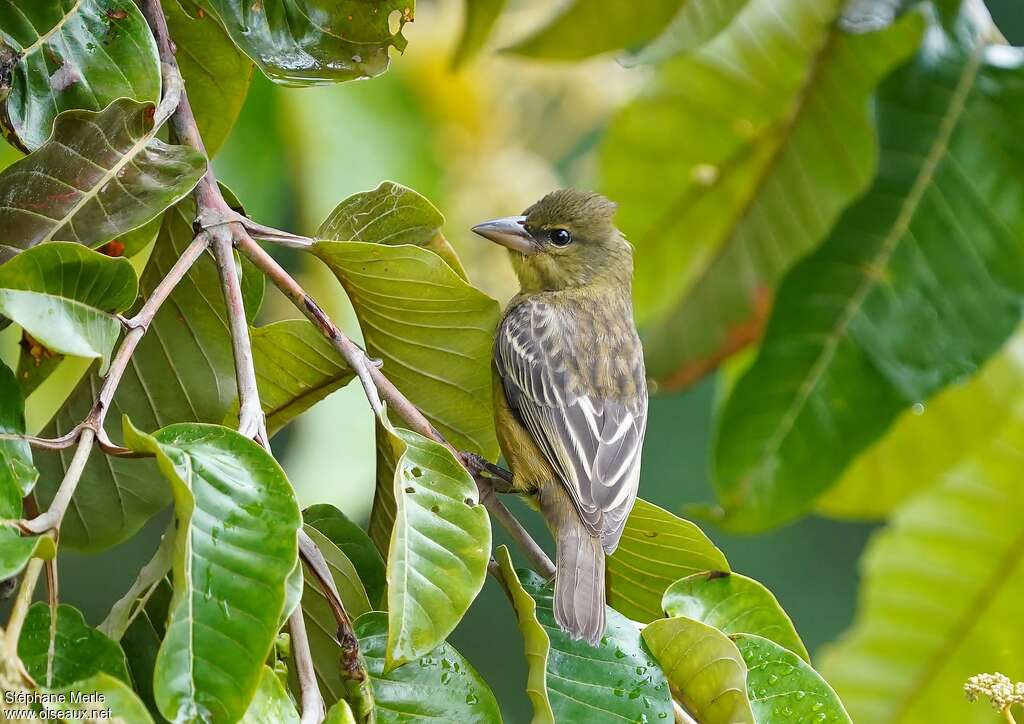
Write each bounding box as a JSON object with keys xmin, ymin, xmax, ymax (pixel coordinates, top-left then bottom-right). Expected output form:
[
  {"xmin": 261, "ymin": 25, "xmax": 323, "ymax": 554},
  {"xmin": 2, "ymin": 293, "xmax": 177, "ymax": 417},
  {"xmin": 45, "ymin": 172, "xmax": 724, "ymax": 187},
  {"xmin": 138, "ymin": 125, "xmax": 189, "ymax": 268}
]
[
  {"xmin": 0, "ymin": 242, "xmax": 137, "ymax": 372},
  {"xmin": 19, "ymin": 603, "xmax": 130, "ymax": 689},
  {"xmin": 0, "ymin": 98, "xmax": 205, "ymax": 256},
  {"xmin": 714, "ymin": 10, "xmax": 1024, "ymax": 530},
  {"xmin": 0, "ymin": 0, "xmax": 161, "ymax": 150},
  {"xmin": 495, "ymin": 547, "xmax": 672, "ymax": 723},
  {"xmin": 195, "ymin": 0, "xmax": 413, "ymax": 86},
  {"xmin": 606, "ymin": 499, "xmax": 729, "ymax": 623},
  {"xmin": 43, "ymin": 673, "xmax": 154, "ymax": 723},
  {"xmin": 124, "ymin": 421, "xmax": 301, "ymax": 724},
  {"xmin": 663, "ymin": 572, "xmax": 808, "ymax": 662},
  {"xmin": 241, "ymin": 666, "xmax": 300, "ymax": 723}
]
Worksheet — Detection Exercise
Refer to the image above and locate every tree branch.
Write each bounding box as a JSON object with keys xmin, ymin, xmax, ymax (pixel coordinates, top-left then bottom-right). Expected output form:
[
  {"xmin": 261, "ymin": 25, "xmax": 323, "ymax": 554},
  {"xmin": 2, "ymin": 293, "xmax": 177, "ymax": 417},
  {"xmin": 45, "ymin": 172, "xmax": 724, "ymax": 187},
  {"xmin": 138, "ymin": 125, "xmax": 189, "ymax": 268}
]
[{"xmin": 288, "ymin": 606, "xmax": 326, "ymax": 724}]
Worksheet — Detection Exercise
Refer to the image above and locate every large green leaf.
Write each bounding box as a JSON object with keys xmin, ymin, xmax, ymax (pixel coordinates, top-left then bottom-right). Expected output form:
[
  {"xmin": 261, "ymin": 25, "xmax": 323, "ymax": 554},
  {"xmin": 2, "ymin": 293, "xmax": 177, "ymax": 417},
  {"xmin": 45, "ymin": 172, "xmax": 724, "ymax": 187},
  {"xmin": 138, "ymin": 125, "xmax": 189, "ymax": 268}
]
[
  {"xmin": 820, "ymin": 414, "xmax": 1024, "ymax": 724},
  {"xmin": 452, "ymin": 0, "xmax": 506, "ymax": 69},
  {"xmin": 356, "ymin": 611, "xmax": 502, "ymax": 724},
  {"xmin": 0, "ymin": 242, "xmax": 137, "ymax": 371},
  {"xmin": 241, "ymin": 666, "xmax": 300, "ymax": 723},
  {"xmin": 304, "ymin": 504, "xmax": 386, "ymax": 607},
  {"xmin": 0, "ymin": 0, "xmax": 161, "ymax": 150},
  {"xmin": 606, "ymin": 499, "xmax": 729, "ymax": 623},
  {"xmin": 495, "ymin": 547, "xmax": 672, "ymax": 723},
  {"xmin": 602, "ymin": 0, "xmax": 923, "ymax": 390},
  {"xmin": 195, "ymin": 0, "xmax": 412, "ymax": 86},
  {"xmin": 165, "ymin": 0, "xmax": 253, "ymax": 156},
  {"xmin": 378, "ymin": 415, "xmax": 490, "ymax": 670},
  {"xmin": 0, "ymin": 98, "xmax": 205, "ymax": 256},
  {"xmin": 735, "ymin": 634, "xmax": 850, "ymax": 724},
  {"xmin": 123, "ymin": 421, "xmax": 301, "ymax": 724},
  {"xmin": 818, "ymin": 335, "xmax": 1024, "ymax": 519},
  {"xmin": 642, "ymin": 616, "xmax": 754, "ymax": 724},
  {"xmin": 249, "ymin": 319, "xmax": 354, "ymax": 436},
  {"xmin": 713, "ymin": 11, "xmax": 1024, "ymax": 530},
  {"xmin": 663, "ymin": 572, "xmax": 809, "ymax": 662},
  {"xmin": 291, "ymin": 528, "xmax": 372, "ymax": 709},
  {"xmin": 19, "ymin": 602, "xmax": 130, "ymax": 689},
  {"xmin": 34, "ymin": 193, "xmax": 262, "ymax": 551},
  {"xmin": 506, "ymin": 0, "xmax": 683, "ymax": 60},
  {"xmin": 625, "ymin": 0, "xmax": 750, "ymax": 64},
  {"xmin": 43, "ymin": 673, "xmax": 154, "ymax": 723}
]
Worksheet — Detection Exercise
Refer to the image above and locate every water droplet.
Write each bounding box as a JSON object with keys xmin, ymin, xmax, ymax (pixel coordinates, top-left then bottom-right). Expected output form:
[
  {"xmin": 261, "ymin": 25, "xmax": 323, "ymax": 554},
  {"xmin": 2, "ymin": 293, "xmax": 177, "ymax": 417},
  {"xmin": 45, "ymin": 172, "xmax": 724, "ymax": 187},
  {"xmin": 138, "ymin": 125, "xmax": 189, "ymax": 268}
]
[
  {"xmin": 657, "ymin": 713, "xmax": 668, "ymax": 720},
  {"xmin": 812, "ymin": 702, "xmax": 823, "ymax": 711},
  {"xmin": 816, "ymin": 713, "xmax": 826, "ymax": 721},
  {"xmin": 911, "ymin": 402, "xmax": 925, "ymax": 415},
  {"xmin": 795, "ymin": 691, "xmax": 806, "ymax": 700},
  {"xmin": 465, "ymin": 694, "xmax": 478, "ymax": 705},
  {"xmin": 440, "ymin": 671, "xmax": 451, "ymax": 684},
  {"xmin": 643, "ymin": 531, "xmax": 657, "ymax": 538},
  {"xmin": 783, "ymin": 707, "xmax": 793, "ymax": 717},
  {"xmin": 758, "ymin": 688, "xmax": 768, "ymax": 697},
  {"xmin": 691, "ymin": 163, "xmax": 719, "ymax": 186},
  {"xmin": 769, "ymin": 674, "xmax": 779, "ymax": 685},
  {"xmin": 639, "ymin": 714, "xmax": 649, "ymax": 724},
  {"xmin": 614, "ymin": 648, "xmax": 626, "ymax": 659},
  {"xmin": 441, "ymin": 659, "xmax": 452, "ymax": 670},
  {"xmin": 635, "ymin": 666, "xmax": 647, "ymax": 675},
  {"xmin": 613, "ymin": 688, "xmax": 624, "ymax": 698}
]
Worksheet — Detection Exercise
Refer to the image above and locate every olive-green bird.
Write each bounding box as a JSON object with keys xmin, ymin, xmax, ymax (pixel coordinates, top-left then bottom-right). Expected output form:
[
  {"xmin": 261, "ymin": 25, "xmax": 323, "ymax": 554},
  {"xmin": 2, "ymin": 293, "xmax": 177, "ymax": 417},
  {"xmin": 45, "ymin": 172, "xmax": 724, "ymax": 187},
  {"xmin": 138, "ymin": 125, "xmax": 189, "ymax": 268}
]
[{"xmin": 472, "ymin": 189, "xmax": 647, "ymax": 645}]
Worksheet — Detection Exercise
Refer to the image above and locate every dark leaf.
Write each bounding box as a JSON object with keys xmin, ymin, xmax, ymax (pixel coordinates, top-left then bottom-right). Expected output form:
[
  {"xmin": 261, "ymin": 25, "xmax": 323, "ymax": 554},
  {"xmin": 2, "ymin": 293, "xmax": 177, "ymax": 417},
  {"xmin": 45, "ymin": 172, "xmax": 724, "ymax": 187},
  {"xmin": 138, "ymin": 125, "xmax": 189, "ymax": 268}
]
[
  {"xmin": 304, "ymin": 503, "xmax": 386, "ymax": 607},
  {"xmin": 19, "ymin": 602, "xmax": 130, "ymax": 689}
]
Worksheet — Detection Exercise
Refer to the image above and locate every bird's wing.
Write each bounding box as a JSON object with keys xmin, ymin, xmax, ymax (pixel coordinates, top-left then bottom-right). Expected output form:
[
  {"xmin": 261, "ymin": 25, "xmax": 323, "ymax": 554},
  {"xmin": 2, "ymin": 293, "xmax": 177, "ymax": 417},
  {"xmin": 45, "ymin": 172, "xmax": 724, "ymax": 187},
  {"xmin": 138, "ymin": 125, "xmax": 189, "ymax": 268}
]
[{"xmin": 495, "ymin": 298, "xmax": 647, "ymax": 551}]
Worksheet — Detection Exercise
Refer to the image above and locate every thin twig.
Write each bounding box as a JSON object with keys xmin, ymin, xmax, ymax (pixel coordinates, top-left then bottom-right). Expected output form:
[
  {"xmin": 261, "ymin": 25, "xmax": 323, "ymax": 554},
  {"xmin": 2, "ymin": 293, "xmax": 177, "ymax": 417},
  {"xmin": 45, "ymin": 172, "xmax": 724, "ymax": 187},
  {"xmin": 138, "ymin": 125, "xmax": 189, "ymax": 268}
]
[
  {"xmin": 3, "ymin": 556, "xmax": 44, "ymax": 658},
  {"xmin": 288, "ymin": 607, "xmax": 326, "ymax": 724}
]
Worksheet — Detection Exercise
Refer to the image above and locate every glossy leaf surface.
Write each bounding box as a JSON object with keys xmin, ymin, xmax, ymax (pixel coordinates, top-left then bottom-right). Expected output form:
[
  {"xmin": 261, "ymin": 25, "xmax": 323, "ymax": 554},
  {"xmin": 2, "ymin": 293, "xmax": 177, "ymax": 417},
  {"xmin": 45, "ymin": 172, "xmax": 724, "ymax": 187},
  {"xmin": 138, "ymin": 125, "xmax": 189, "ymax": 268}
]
[{"xmin": 19, "ymin": 602, "xmax": 130, "ymax": 689}]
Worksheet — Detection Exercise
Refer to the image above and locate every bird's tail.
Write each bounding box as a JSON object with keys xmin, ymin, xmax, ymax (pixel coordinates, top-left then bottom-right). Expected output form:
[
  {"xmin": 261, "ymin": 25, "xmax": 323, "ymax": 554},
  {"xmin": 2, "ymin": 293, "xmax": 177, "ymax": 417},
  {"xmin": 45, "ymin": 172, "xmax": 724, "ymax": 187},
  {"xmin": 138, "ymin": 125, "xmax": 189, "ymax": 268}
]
[{"xmin": 553, "ymin": 523, "xmax": 606, "ymax": 645}]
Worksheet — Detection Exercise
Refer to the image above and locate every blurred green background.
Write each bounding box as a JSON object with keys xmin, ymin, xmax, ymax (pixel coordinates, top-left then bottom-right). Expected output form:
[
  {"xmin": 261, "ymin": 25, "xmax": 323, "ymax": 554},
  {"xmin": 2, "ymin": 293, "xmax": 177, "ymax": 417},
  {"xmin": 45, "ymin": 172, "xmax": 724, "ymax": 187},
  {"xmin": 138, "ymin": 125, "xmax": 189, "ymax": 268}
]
[{"xmin": 45, "ymin": 1, "xmax": 1023, "ymax": 720}]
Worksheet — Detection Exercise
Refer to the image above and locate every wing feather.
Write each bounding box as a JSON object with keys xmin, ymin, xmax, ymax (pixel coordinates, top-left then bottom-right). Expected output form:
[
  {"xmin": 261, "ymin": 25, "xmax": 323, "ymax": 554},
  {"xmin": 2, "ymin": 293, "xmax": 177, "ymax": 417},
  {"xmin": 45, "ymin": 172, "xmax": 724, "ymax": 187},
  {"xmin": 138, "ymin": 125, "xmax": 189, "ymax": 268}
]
[{"xmin": 496, "ymin": 298, "xmax": 647, "ymax": 552}]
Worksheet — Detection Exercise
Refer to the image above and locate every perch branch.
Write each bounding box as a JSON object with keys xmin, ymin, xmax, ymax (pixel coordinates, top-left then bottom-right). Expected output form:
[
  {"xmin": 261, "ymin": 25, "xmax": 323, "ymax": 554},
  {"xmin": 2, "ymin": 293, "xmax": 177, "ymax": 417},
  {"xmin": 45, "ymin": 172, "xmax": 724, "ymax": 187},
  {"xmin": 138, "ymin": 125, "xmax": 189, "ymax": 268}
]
[{"xmin": 288, "ymin": 607, "xmax": 326, "ymax": 724}]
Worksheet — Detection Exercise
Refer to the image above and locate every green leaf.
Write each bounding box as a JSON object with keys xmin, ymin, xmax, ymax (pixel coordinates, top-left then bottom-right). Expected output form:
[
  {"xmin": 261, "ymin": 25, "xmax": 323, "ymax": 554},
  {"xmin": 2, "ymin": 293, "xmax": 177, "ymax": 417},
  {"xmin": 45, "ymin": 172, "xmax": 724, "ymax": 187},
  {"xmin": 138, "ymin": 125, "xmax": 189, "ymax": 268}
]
[
  {"xmin": 123, "ymin": 421, "xmax": 301, "ymax": 724},
  {"xmin": 495, "ymin": 547, "xmax": 672, "ymax": 723},
  {"xmin": 195, "ymin": 0, "xmax": 413, "ymax": 86},
  {"xmin": 817, "ymin": 336, "xmax": 1024, "ymax": 519},
  {"xmin": 0, "ymin": 98, "xmax": 206, "ymax": 255},
  {"xmin": 356, "ymin": 611, "xmax": 502, "ymax": 724},
  {"xmin": 642, "ymin": 616, "xmax": 754, "ymax": 724},
  {"xmin": 0, "ymin": 242, "xmax": 137, "ymax": 371},
  {"xmin": 318, "ymin": 181, "xmax": 467, "ymax": 280},
  {"xmin": 241, "ymin": 666, "xmax": 300, "ymax": 723},
  {"xmin": 304, "ymin": 504, "xmax": 386, "ymax": 607},
  {"xmin": 19, "ymin": 603, "xmax": 130, "ymax": 689},
  {"xmin": 249, "ymin": 319, "xmax": 354, "ymax": 436},
  {"xmin": 625, "ymin": 0, "xmax": 749, "ymax": 64},
  {"xmin": 734, "ymin": 634, "xmax": 850, "ymax": 724},
  {"xmin": 663, "ymin": 572, "xmax": 809, "ymax": 662},
  {"xmin": 120, "ymin": 578, "xmax": 174, "ymax": 717},
  {"xmin": 378, "ymin": 414, "xmax": 490, "ymax": 670},
  {"xmin": 43, "ymin": 673, "xmax": 154, "ymax": 723},
  {"xmin": 0, "ymin": 0, "xmax": 161, "ymax": 150},
  {"xmin": 34, "ymin": 193, "xmax": 263, "ymax": 551},
  {"xmin": 291, "ymin": 528, "xmax": 372, "ymax": 709},
  {"xmin": 0, "ymin": 359, "xmax": 36, "ymax": 500},
  {"xmin": 606, "ymin": 498, "xmax": 729, "ymax": 623},
  {"xmin": 603, "ymin": 0, "xmax": 924, "ymax": 390},
  {"xmin": 713, "ymin": 11, "xmax": 1024, "ymax": 530},
  {"xmin": 452, "ymin": 0, "xmax": 506, "ymax": 68},
  {"xmin": 165, "ymin": 0, "xmax": 253, "ymax": 156},
  {"xmin": 820, "ymin": 413, "xmax": 1024, "ymax": 723},
  {"xmin": 325, "ymin": 700, "xmax": 356, "ymax": 724},
  {"xmin": 506, "ymin": 0, "xmax": 683, "ymax": 60}
]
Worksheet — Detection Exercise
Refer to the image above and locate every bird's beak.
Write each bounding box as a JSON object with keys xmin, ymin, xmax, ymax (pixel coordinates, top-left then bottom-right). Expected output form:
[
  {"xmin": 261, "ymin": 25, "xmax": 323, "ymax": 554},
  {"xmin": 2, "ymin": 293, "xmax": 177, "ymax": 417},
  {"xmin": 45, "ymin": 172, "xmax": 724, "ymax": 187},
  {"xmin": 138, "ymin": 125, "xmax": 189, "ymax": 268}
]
[{"xmin": 471, "ymin": 215, "xmax": 537, "ymax": 255}]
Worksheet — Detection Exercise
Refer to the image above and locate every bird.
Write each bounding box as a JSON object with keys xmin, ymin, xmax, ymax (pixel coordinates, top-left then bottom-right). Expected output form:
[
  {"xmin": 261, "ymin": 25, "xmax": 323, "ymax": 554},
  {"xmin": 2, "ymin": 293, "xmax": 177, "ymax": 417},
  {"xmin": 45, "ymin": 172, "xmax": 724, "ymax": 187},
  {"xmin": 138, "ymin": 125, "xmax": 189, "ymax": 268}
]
[{"xmin": 472, "ymin": 189, "xmax": 647, "ymax": 645}]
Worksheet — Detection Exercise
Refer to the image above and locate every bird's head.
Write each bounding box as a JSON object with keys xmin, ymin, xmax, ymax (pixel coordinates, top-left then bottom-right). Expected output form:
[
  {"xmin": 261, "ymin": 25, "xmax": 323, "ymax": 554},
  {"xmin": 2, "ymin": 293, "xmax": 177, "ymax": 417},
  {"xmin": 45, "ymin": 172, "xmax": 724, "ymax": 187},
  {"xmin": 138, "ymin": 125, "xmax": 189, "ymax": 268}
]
[{"xmin": 471, "ymin": 189, "xmax": 632, "ymax": 294}]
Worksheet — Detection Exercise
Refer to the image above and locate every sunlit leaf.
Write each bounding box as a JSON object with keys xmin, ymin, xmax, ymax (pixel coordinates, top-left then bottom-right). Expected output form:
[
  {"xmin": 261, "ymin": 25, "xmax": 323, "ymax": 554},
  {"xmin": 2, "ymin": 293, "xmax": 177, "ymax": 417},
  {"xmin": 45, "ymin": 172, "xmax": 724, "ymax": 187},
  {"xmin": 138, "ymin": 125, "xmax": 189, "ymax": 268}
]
[
  {"xmin": 0, "ymin": 0, "xmax": 161, "ymax": 150},
  {"xmin": 603, "ymin": 0, "xmax": 924, "ymax": 390},
  {"xmin": 643, "ymin": 616, "xmax": 754, "ymax": 724},
  {"xmin": 606, "ymin": 499, "xmax": 729, "ymax": 623},
  {"xmin": 195, "ymin": 0, "xmax": 413, "ymax": 86},
  {"xmin": 818, "ymin": 335, "xmax": 1024, "ymax": 519},
  {"xmin": 663, "ymin": 572, "xmax": 809, "ymax": 662},
  {"xmin": 0, "ymin": 243, "xmax": 137, "ymax": 372},
  {"xmin": 356, "ymin": 611, "xmax": 502, "ymax": 724},
  {"xmin": 625, "ymin": 0, "xmax": 749, "ymax": 64},
  {"xmin": 495, "ymin": 546, "xmax": 672, "ymax": 723},
  {"xmin": 43, "ymin": 673, "xmax": 154, "ymax": 723},
  {"xmin": 713, "ymin": 10, "xmax": 1024, "ymax": 530},
  {"xmin": 241, "ymin": 666, "xmax": 300, "ymax": 724},
  {"xmin": 506, "ymin": 0, "xmax": 682, "ymax": 60},
  {"xmin": 378, "ymin": 414, "xmax": 490, "ymax": 670},
  {"xmin": 325, "ymin": 700, "xmax": 356, "ymax": 724},
  {"xmin": 820, "ymin": 413, "xmax": 1024, "ymax": 723},
  {"xmin": 452, "ymin": 0, "xmax": 506, "ymax": 68},
  {"xmin": 124, "ymin": 421, "xmax": 301, "ymax": 724},
  {"xmin": 304, "ymin": 503, "xmax": 386, "ymax": 607},
  {"xmin": 34, "ymin": 193, "xmax": 263, "ymax": 551},
  {"xmin": 734, "ymin": 634, "xmax": 850, "ymax": 723},
  {"xmin": 165, "ymin": 0, "xmax": 254, "ymax": 156},
  {"xmin": 249, "ymin": 319, "xmax": 354, "ymax": 436},
  {"xmin": 0, "ymin": 98, "xmax": 205, "ymax": 256},
  {"xmin": 19, "ymin": 603, "xmax": 130, "ymax": 689}
]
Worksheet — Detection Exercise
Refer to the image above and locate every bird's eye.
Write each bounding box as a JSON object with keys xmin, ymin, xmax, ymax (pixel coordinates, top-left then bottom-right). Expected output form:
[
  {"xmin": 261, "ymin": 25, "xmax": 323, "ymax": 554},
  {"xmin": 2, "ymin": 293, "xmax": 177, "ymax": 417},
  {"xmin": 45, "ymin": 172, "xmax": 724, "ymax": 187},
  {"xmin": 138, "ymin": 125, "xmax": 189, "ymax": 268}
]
[{"xmin": 549, "ymin": 228, "xmax": 572, "ymax": 246}]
